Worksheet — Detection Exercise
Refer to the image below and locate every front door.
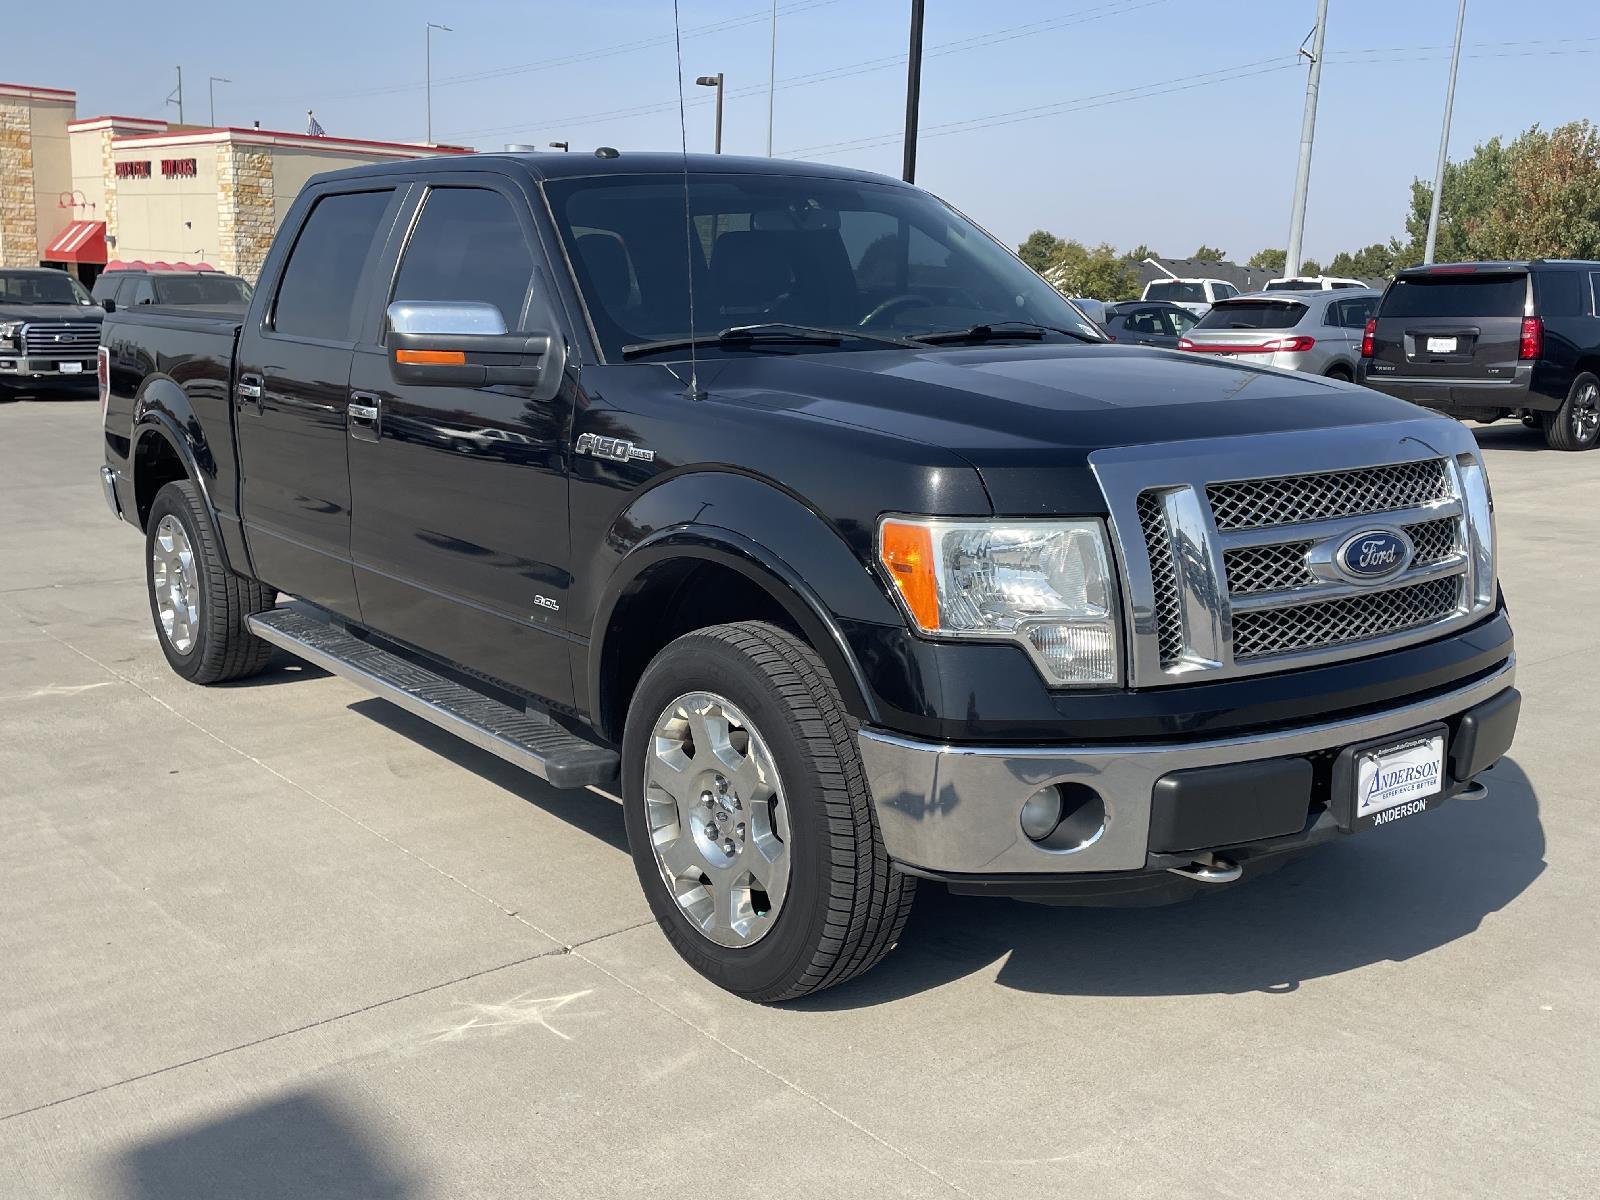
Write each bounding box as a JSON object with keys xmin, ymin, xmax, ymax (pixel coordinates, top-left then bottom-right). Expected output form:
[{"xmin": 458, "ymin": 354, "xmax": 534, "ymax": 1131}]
[
  {"xmin": 235, "ymin": 186, "xmax": 399, "ymax": 618},
  {"xmin": 347, "ymin": 179, "xmax": 575, "ymax": 706}
]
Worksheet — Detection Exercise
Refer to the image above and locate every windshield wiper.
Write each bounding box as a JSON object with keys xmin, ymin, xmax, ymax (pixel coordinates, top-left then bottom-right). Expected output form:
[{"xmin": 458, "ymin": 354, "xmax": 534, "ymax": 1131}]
[
  {"xmin": 622, "ymin": 323, "xmax": 917, "ymax": 359},
  {"xmin": 911, "ymin": 320, "xmax": 1099, "ymax": 346}
]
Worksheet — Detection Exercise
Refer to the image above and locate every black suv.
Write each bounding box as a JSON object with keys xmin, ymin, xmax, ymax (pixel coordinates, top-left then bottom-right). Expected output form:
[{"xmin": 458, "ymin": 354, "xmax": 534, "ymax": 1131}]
[
  {"xmin": 91, "ymin": 268, "xmax": 253, "ymax": 313},
  {"xmin": 1358, "ymin": 260, "xmax": 1600, "ymax": 450}
]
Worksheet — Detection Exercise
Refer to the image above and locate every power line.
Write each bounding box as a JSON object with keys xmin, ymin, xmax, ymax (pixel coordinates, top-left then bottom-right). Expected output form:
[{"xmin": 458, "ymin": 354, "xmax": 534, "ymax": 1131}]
[{"xmin": 438, "ymin": 0, "xmax": 1174, "ymax": 142}]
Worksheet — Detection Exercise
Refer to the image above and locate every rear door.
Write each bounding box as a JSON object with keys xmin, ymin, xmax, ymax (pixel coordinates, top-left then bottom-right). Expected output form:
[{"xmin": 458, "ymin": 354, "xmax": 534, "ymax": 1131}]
[
  {"xmin": 235, "ymin": 185, "xmax": 400, "ymax": 618},
  {"xmin": 1367, "ymin": 270, "xmax": 1530, "ymax": 381}
]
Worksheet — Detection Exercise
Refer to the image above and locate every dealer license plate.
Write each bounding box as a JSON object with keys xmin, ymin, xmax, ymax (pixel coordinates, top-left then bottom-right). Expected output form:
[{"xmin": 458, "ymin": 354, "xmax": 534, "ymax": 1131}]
[
  {"xmin": 1425, "ymin": 336, "xmax": 1458, "ymax": 354},
  {"xmin": 58, "ymin": 362, "xmax": 83, "ymax": 374},
  {"xmin": 1354, "ymin": 734, "xmax": 1445, "ymax": 826}
]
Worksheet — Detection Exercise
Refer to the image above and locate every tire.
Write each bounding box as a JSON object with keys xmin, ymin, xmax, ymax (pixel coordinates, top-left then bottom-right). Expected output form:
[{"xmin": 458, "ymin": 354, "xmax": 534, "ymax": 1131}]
[
  {"xmin": 622, "ymin": 621, "xmax": 915, "ymax": 1002},
  {"xmin": 145, "ymin": 479, "xmax": 276, "ymax": 683},
  {"xmin": 1543, "ymin": 372, "xmax": 1600, "ymax": 450},
  {"xmin": 1324, "ymin": 365, "xmax": 1353, "ymax": 382}
]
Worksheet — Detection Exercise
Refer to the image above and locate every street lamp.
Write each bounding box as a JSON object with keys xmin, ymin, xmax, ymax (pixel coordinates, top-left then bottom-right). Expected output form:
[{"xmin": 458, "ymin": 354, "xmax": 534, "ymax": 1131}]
[
  {"xmin": 549, "ymin": 141, "xmax": 570, "ymax": 152},
  {"xmin": 426, "ymin": 21, "xmax": 453, "ymax": 144},
  {"xmin": 695, "ymin": 73, "xmax": 725, "ymax": 154},
  {"xmin": 208, "ymin": 77, "xmax": 231, "ymax": 126}
]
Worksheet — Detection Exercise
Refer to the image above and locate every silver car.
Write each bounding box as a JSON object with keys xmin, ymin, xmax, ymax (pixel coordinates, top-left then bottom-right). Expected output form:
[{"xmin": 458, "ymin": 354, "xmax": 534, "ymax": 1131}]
[{"xmin": 1177, "ymin": 288, "xmax": 1380, "ymax": 381}]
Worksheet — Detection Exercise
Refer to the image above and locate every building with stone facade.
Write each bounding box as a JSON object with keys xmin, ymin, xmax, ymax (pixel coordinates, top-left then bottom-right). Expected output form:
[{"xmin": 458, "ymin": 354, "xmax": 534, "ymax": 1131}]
[{"xmin": 2, "ymin": 81, "xmax": 468, "ymax": 284}]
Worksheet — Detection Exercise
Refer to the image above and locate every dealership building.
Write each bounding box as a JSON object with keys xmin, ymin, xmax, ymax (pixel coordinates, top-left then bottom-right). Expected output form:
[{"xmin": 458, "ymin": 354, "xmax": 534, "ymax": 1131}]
[{"xmin": 1, "ymin": 81, "xmax": 467, "ymax": 284}]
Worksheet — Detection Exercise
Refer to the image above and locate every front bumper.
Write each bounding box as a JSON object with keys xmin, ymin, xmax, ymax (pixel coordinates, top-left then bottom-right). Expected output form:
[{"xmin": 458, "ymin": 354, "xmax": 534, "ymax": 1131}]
[
  {"xmin": 859, "ymin": 657, "xmax": 1517, "ymax": 882},
  {"xmin": 0, "ymin": 354, "xmax": 96, "ymax": 380}
]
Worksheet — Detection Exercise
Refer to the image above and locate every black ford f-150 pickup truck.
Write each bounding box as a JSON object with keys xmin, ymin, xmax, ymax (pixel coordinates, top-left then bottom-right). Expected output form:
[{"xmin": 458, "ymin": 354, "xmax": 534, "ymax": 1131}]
[{"xmin": 99, "ymin": 153, "xmax": 1519, "ymax": 1001}]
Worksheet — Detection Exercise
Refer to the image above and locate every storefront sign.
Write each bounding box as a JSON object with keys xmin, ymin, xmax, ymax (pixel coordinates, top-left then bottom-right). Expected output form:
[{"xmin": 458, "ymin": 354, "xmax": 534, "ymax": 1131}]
[
  {"xmin": 114, "ymin": 161, "xmax": 151, "ymax": 179},
  {"xmin": 160, "ymin": 158, "xmax": 198, "ymax": 178}
]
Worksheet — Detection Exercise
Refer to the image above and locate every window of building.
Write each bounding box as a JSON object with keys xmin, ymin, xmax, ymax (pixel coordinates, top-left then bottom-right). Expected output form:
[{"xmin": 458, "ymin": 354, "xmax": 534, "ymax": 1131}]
[
  {"xmin": 272, "ymin": 189, "xmax": 392, "ymax": 341},
  {"xmin": 392, "ymin": 187, "xmax": 536, "ymax": 329}
]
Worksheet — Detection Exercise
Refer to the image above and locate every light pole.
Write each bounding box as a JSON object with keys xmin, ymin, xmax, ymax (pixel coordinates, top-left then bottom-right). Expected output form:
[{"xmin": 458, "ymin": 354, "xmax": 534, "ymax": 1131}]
[
  {"xmin": 766, "ymin": 0, "xmax": 778, "ymax": 156},
  {"xmin": 426, "ymin": 21, "xmax": 453, "ymax": 144},
  {"xmin": 208, "ymin": 76, "xmax": 230, "ymax": 126},
  {"xmin": 1424, "ymin": 0, "xmax": 1468, "ymax": 264},
  {"xmin": 903, "ymin": 0, "xmax": 925, "ymax": 183},
  {"xmin": 1284, "ymin": 0, "xmax": 1329, "ymax": 281},
  {"xmin": 549, "ymin": 141, "xmax": 569, "ymax": 152},
  {"xmin": 695, "ymin": 74, "xmax": 724, "ymax": 153}
]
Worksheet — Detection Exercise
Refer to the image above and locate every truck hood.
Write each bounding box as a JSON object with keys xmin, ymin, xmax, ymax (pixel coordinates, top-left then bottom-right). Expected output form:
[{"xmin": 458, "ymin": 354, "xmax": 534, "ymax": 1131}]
[
  {"xmin": 698, "ymin": 342, "xmax": 1432, "ymax": 514},
  {"xmin": 0, "ymin": 304, "xmax": 104, "ymax": 323}
]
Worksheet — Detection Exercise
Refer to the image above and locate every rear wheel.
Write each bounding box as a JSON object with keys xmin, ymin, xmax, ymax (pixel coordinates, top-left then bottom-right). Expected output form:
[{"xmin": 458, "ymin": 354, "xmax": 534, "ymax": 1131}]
[
  {"xmin": 145, "ymin": 480, "xmax": 277, "ymax": 683},
  {"xmin": 1324, "ymin": 364, "xmax": 1352, "ymax": 382},
  {"xmin": 1544, "ymin": 372, "xmax": 1600, "ymax": 450},
  {"xmin": 622, "ymin": 621, "xmax": 915, "ymax": 1002}
]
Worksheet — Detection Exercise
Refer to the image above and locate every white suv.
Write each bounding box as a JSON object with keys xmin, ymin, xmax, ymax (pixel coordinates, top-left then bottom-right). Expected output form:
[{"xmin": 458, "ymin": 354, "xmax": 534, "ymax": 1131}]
[{"xmin": 1139, "ymin": 277, "xmax": 1239, "ymax": 317}]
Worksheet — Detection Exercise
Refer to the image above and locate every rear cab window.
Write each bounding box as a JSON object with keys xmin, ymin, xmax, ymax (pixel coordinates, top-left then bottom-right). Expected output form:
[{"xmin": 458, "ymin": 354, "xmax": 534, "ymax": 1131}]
[
  {"xmin": 1378, "ymin": 272, "xmax": 1529, "ymax": 320},
  {"xmin": 1194, "ymin": 300, "xmax": 1308, "ymax": 330},
  {"xmin": 1146, "ymin": 281, "xmax": 1205, "ymax": 304},
  {"xmin": 271, "ymin": 189, "xmax": 394, "ymax": 342}
]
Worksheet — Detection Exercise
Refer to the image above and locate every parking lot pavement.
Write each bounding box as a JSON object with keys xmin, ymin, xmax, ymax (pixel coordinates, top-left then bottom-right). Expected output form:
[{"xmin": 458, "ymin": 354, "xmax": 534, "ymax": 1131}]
[{"xmin": 2, "ymin": 398, "xmax": 1596, "ymax": 1199}]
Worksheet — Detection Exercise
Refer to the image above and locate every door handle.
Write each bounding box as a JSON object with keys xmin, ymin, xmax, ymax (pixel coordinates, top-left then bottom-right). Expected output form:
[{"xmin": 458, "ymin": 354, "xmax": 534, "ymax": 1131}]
[
  {"xmin": 348, "ymin": 392, "xmax": 381, "ymax": 442},
  {"xmin": 237, "ymin": 373, "xmax": 264, "ymax": 414}
]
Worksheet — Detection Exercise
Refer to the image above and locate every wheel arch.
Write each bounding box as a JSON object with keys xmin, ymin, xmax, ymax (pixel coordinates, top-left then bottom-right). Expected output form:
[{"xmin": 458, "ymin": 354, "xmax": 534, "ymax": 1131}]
[{"xmin": 130, "ymin": 375, "xmax": 237, "ymax": 570}]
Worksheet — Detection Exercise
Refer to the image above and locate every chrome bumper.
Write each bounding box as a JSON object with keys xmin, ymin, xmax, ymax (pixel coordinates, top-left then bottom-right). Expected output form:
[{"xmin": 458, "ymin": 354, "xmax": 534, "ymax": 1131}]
[
  {"xmin": 858, "ymin": 656, "xmax": 1515, "ymax": 876},
  {"xmin": 0, "ymin": 356, "xmax": 95, "ymax": 377}
]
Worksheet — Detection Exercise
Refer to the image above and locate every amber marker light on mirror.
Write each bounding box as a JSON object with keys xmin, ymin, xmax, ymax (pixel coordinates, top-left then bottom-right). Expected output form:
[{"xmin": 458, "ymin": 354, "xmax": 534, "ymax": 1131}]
[{"xmin": 395, "ymin": 348, "xmax": 467, "ymax": 365}]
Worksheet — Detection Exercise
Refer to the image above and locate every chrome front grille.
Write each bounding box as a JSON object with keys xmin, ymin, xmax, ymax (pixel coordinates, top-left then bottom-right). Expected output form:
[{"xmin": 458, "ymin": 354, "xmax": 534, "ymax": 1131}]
[
  {"xmin": 21, "ymin": 322, "xmax": 99, "ymax": 356},
  {"xmin": 1232, "ymin": 576, "xmax": 1463, "ymax": 660},
  {"xmin": 1094, "ymin": 419, "xmax": 1496, "ymax": 686},
  {"xmin": 1207, "ymin": 459, "xmax": 1453, "ymax": 532}
]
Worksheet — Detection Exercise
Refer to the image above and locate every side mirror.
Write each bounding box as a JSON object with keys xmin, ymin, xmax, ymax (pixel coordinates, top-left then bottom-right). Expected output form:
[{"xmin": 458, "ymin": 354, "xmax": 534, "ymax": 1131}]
[
  {"xmin": 101, "ymin": 298, "xmax": 116, "ymax": 313},
  {"xmin": 385, "ymin": 301, "xmax": 566, "ymax": 401}
]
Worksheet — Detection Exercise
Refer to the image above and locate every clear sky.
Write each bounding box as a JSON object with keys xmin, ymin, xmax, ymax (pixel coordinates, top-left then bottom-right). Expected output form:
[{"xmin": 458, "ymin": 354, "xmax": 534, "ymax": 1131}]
[{"xmin": 9, "ymin": 1, "xmax": 1598, "ymax": 263}]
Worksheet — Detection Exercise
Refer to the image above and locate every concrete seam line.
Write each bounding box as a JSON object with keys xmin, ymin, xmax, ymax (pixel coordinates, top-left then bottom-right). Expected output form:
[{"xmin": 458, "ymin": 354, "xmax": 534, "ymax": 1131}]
[
  {"xmin": 16, "ymin": 612, "xmax": 568, "ymax": 948},
  {"xmin": 0, "ymin": 575, "xmax": 143, "ymax": 594},
  {"xmin": 0, "ymin": 947, "xmax": 565, "ymax": 1123},
  {"xmin": 569, "ymin": 946, "xmax": 977, "ymax": 1197}
]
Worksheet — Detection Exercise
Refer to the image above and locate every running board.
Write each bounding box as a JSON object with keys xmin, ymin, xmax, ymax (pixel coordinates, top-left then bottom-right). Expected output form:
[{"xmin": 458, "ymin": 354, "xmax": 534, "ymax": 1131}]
[{"xmin": 247, "ymin": 607, "xmax": 619, "ymax": 789}]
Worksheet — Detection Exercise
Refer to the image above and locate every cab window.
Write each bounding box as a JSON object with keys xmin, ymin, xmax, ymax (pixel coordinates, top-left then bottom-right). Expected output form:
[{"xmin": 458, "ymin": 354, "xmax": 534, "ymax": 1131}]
[{"xmin": 391, "ymin": 187, "xmax": 537, "ymax": 330}]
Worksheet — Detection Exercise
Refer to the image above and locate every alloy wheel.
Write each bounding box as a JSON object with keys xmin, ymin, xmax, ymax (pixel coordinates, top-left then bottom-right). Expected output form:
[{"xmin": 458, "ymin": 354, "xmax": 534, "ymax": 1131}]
[
  {"xmin": 644, "ymin": 691, "xmax": 791, "ymax": 948},
  {"xmin": 151, "ymin": 514, "xmax": 200, "ymax": 654},
  {"xmin": 1573, "ymin": 380, "xmax": 1600, "ymax": 442}
]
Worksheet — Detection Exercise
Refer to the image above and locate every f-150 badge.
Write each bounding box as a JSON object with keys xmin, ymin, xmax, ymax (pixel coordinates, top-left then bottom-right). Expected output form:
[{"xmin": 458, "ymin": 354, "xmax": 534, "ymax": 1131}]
[{"xmin": 576, "ymin": 432, "xmax": 655, "ymax": 463}]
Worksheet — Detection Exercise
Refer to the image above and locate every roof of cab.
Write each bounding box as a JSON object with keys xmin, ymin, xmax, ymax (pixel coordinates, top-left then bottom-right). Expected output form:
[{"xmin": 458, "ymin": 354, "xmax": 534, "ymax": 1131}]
[{"xmin": 304, "ymin": 151, "xmax": 911, "ymax": 189}]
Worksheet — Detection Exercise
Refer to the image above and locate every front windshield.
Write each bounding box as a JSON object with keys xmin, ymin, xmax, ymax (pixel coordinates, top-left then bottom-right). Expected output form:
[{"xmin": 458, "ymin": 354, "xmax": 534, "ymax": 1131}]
[
  {"xmin": 545, "ymin": 173, "xmax": 1102, "ymax": 358},
  {"xmin": 0, "ymin": 271, "xmax": 89, "ymax": 305}
]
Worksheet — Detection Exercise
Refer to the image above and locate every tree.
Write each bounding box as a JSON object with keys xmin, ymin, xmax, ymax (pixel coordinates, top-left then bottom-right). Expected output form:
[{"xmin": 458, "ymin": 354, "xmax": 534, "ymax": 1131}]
[
  {"xmin": 1300, "ymin": 259, "xmax": 1322, "ymax": 276},
  {"xmin": 1247, "ymin": 248, "xmax": 1286, "ymax": 272},
  {"xmin": 1327, "ymin": 243, "xmax": 1398, "ymax": 278},
  {"xmin": 1191, "ymin": 244, "xmax": 1227, "ymax": 262},
  {"xmin": 1017, "ymin": 229, "xmax": 1066, "ymax": 273},
  {"xmin": 1041, "ymin": 239, "xmax": 1142, "ymax": 301},
  {"xmin": 1122, "ymin": 243, "xmax": 1159, "ymax": 264}
]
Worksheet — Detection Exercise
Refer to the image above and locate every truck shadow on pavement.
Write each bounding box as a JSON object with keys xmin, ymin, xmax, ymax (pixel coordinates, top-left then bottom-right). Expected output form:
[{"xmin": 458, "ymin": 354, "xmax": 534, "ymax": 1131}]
[
  {"xmin": 1471, "ymin": 422, "xmax": 1551, "ymax": 452},
  {"xmin": 803, "ymin": 758, "xmax": 1544, "ymax": 1008},
  {"xmin": 114, "ymin": 1088, "xmax": 414, "ymax": 1200}
]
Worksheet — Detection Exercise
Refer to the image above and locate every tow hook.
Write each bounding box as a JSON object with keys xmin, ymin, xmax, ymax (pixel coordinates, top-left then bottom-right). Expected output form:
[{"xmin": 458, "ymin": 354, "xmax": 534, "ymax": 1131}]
[{"xmin": 1166, "ymin": 853, "xmax": 1243, "ymax": 884}]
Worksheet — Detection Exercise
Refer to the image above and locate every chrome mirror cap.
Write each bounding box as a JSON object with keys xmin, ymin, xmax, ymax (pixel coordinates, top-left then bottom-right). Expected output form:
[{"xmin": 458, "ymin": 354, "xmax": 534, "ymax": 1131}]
[{"xmin": 385, "ymin": 300, "xmax": 507, "ymax": 336}]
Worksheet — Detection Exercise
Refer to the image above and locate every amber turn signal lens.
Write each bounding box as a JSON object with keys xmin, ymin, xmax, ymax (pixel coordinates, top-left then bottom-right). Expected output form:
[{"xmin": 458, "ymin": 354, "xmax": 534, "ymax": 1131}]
[
  {"xmin": 395, "ymin": 348, "xmax": 467, "ymax": 365},
  {"xmin": 878, "ymin": 519, "xmax": 940, "ymax": 631}
]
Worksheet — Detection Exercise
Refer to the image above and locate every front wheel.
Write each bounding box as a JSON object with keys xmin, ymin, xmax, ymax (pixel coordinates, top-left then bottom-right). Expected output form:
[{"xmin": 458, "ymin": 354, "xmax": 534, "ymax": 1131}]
[
  {"xmin": 1544, "ymin": 372, "xmax": 1600, "ymax": 450},
  {"xmin": 622, "ymin": 622, "xmax": 915, "ymax": 1002}
]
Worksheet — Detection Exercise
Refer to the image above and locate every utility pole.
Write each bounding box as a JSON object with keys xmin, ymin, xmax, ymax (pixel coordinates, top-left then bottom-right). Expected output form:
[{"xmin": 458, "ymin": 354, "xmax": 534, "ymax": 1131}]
[
  {"xmin": 902, "ymin": 0, "xmax": 925, "ymax": 183},
  {"xmin": 1424, "ymin": 0, "xmax": 1468, "ymax": 264},
  {"xmin": 167, "ymin": 66, "xmax": 184, "ymax": 124},
  {"xmin": 765, "ymin": 0, "xmax": 778, "ymax": 156},
  {"xmin": 208, "ymin": 77, "xmax": 231, "ymax": 126},
  {"xmin": 1284, "ymin": 0, "xmax": 1329, "ymax": 280},
  {"xmin": 426, "ymin": 21, "xmax": 453, "ymax": 144}
]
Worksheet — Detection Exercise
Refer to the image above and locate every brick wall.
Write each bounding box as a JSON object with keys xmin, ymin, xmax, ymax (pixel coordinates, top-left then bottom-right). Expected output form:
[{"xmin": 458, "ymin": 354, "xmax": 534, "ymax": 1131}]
[
  {"xmin": 0, "ymin": 102, "xmax": 36, "ymax": 268},
  {"xmin": 215, "ymin": 144, "xmax": 274, "ymax": 280}
]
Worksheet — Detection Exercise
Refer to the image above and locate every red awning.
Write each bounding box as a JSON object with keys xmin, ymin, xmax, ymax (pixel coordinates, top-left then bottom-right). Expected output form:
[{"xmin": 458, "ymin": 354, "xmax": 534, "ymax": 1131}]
[{"xmin": 44, "ymin": 220, "xmax": 108, "ymax": 264}]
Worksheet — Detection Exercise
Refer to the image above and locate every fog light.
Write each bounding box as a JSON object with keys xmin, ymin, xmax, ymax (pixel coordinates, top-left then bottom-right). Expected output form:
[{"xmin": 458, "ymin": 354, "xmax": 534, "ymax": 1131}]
[{"xmin": 1020, "ymin": 786, "xmax": 1064, "ymax": 841}]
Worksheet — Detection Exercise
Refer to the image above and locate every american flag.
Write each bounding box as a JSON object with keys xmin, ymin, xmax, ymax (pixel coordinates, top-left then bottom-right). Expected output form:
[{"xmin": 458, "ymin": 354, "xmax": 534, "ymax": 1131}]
[{"xmin": 306, "ymin": 110, "xmax": 326, "ymax": 137}]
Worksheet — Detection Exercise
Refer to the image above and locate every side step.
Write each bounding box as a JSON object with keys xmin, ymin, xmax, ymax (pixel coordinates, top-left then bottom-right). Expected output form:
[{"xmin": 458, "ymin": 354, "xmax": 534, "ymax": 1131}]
[{"xmin": 247, "ymin": 607, "xmax": 619, "ymax": 789}]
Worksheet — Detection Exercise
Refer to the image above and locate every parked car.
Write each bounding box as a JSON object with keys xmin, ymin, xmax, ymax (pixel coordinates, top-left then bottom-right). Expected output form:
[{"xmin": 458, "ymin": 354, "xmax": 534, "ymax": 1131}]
[
  {"xmin": 99, "ymin": 152, "xmax": 1517, "ymax": 1001},
  {"xmin": 0, "ymin": 266, "xmax": 102, "ymax": 397},
  {"xmin": 1265, "ymin": 275, "xmax": 1368, "ymax": 292},
  {"xmin": 1358, "ymin": 260, "xmax": 1600, "ymax": 450},
  {"xmin": 1102, "ymin": 300, "xmax": 1198, "ymax": 348},
  {"xmin": 1140, "ymin": 277, "xmax": 1241, "ymax": 317},
  {"xmin": 92, "ymin": 267, "xmax": 253, "ymax": 313},
  {"xmin": 1179, "ymin": 288, "xmax": 1380, "ymax": 380}
]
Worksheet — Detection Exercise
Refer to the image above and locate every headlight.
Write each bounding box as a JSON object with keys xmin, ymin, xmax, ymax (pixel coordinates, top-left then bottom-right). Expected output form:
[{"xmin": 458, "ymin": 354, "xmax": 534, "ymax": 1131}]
[
  {"xmin": 0, "ymin": 321, "xmax": 21, "ymax": 344},
  {"xmin": 877, "ymin": 516, "xmax": 1122, "ymax": 686}
]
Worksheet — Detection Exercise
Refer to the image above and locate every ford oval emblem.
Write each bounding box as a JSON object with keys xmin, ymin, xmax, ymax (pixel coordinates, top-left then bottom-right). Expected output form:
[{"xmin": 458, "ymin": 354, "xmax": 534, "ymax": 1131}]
[{"xmin": 1334, "ymin": 528, "xmax": 1412, "ymax": 583}]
